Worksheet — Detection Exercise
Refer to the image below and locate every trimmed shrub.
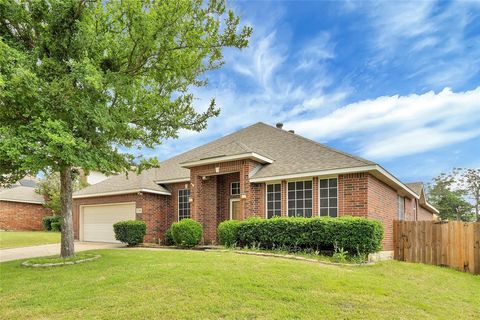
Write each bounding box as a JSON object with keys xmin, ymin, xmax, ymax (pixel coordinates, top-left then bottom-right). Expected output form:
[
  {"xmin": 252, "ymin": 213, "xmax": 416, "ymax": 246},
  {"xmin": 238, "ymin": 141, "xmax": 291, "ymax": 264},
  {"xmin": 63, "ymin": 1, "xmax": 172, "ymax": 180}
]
[
  {"xmin": 50, "ymin": 221, "xmax": 61, "ymax": 232},
  {"xmin": 113, "ymin": 220, "xmax": 146, "ymax": 246},
  {"xmin": 171, "ymin": 219, "xmax": 202, "ymax": 248},
  {"xmin": 164, "ymin": 227, "xmax": 174, "ymax": 246},
  {"xmin": 234, "ymin": 216, "xmax": 383, "ymax": 255},
  {"xmin": 42, "ymin": 216, "xmax": 61, "ymax": 231},
  {"xmin": 218, "ymin": 220, "xmax": 241, "ymax": 247}
]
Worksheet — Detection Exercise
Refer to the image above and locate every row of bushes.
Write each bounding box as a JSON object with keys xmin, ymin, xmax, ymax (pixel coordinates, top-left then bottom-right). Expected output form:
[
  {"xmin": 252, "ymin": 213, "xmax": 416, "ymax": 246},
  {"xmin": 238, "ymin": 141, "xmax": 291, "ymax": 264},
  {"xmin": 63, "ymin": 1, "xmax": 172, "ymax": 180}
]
[
  {"xmin": 42, "ymin": 216, "xmax": 61, "ymax": 231},
  {"xmin": 218, "ymin": 217, "xmax": 383, "ymax": 255},
  {"xmin": 113, "ymin": 219, "xmax": 203, "ymax": 247}
]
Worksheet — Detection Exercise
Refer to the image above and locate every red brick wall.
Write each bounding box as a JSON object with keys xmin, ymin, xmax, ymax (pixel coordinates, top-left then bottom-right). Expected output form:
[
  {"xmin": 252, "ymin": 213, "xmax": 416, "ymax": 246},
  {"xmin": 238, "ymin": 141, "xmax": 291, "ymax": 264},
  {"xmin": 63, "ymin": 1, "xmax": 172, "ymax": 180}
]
[
  {"xmin": 0, "ymin": 201, "xmax": 52, "ymax": 231},
  {"xmin": 73, "ymin": 192, "xmax": 171, "ymax": 243},
  {"xmin": 367, "ymin": 175, "xmax": 399, "ymax": 251},
  {"xmin": 417, "ymin": 205, "xmax": 434, "ymax": 221},
  {"xmin": 338, "ymin": 173, "xmax": 369, "ymax": 217}
]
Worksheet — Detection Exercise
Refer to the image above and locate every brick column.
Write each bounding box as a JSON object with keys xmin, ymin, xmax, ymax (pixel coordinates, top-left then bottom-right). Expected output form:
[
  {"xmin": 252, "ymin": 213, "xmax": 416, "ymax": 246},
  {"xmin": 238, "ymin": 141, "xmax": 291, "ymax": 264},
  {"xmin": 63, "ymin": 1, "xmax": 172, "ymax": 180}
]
[{"xmin": 281, "ymin": 180, "xmax": 287, "ymax": 217}]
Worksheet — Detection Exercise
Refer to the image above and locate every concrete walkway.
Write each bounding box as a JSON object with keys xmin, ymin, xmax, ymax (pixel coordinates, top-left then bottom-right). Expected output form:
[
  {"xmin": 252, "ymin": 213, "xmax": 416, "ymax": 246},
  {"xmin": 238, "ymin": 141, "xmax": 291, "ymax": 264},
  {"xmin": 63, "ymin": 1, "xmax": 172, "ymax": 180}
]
[{"xmin": 0, "ymin": 242, "xmax": 123, "ymax": 263}]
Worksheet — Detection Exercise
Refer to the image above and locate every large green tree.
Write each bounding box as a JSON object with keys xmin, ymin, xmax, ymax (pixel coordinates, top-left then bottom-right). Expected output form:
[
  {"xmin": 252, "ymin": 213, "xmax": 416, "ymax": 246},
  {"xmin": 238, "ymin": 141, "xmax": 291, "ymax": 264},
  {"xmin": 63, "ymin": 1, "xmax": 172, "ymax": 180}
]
[
  {"xmin": 428, "ymin": 173, "xmax": 473, "ymax": 221},
  {"xmin": 0, "ymin": 0, "xmax": 251, "ymax": 257}
]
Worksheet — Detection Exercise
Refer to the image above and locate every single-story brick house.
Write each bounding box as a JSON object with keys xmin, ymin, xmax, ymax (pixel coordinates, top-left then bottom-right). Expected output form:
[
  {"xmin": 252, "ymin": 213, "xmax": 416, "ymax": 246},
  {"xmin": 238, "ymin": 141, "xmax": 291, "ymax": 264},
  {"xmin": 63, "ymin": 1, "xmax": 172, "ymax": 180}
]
[
  {"xmin": 0, "ymin": 178, "xmax": 52, "ymax": 230},
  {"xmin": 73, "ymin": 122, "xmax": 438, "ymax": 253}
]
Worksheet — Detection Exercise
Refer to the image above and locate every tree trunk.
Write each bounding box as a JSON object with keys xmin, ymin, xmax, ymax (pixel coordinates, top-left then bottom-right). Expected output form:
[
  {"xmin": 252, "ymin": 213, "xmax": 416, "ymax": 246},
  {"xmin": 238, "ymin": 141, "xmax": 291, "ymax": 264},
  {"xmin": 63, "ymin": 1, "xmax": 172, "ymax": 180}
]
[{"xmin": 60, "ymin": 166, "xmax": 75, "ymax": 258}]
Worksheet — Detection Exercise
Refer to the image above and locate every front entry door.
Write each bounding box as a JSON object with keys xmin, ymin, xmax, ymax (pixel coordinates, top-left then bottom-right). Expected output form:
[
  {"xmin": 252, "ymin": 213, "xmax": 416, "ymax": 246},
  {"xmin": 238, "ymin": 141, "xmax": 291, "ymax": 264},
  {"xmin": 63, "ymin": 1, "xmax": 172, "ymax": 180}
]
[{"xmin": 230, "ymin": 199, "xmax": 241, "ymax": 220}]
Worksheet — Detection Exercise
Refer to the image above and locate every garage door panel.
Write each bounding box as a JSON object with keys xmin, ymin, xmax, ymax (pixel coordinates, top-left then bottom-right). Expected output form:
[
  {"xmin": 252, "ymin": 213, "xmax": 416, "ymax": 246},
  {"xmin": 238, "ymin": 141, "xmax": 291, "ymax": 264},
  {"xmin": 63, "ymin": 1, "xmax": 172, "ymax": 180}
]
[{"xmin": 82, "ymin": 203, "xmax": 136, "ymax": 243}]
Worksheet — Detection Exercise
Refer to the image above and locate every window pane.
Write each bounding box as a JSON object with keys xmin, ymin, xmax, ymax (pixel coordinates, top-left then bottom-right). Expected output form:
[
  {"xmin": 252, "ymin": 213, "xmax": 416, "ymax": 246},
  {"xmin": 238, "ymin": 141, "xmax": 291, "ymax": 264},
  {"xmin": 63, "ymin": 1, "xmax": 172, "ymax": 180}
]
[
  {"xmin": 320, "ymin": 179, "xmax": 328, "ymax": 188},
  {"xmin": 305, "ymin": 181, "xmax": 312, "ymax": 189},
  {"xmin": 330, "ymin": 188, "xmax": 337, "ymax": 197},
  {"xmin": 267, "ymin": 184, "xmax": 273, "ymax": 192},
  {"xmin": 296, "ymin": 190, "xmax": 303, "ymax": 198},
  {"xmin": 320, "ymin": 208, "xmax": 328, "ymax": 216},
  {"xmin": 329, "ymin": 198, "xmax": 337, "ymax": 207},
  {"xmin": 320, "ymin": 189, "xmax": 328, "ymax": 198},
  {"xmin": 274, "ymin": 184, "xmax": 281, "ymax": 192},
  {"xmin": 288, "ymin": 191, "xmax": 295, "ymax": 199},
  {"xmin": 288, "ymin": 209, "xmax": 295, "ymax": 217},
  {"xmin": 267, "ymin": 193, "xmax": 273, "ymax": 201},
  {"xmin": 296, "ymin": 181, "xmax": 303, "ymax": 189},
  {"xmin": 305, "ymin": 199, "xmax": 312, "ymax": 209},
  {"xmin": 296, "ymin": 208, "xmax": 304, "ymax": 217},
  {"xmin": 288, "ymin": 182, "xmax": 295, "ymax": 190},
  {"xmin": 296, "ymin": 199, "xmax": 303, "ymax": 209},
  {"xmin": 288, "ymin": 200, "xmax": 295, "ymax": 209},
  {"xmin": 329, "ymin": 207, "xmax": 337, "ymax": 217},
  {"xmin": 305, "ymin": 209, "xmax": 312, "ymax": 218},
  {"xmin": 329, "ymin": 179, "xmax": 337, "ymax": 187},
  {"xmin": 305, "ymin": 190, "xmax": 312, "ymax": 199},
  {"xmin": 320, "ymin": 199, "xmax": 328, "ymax": 207}
]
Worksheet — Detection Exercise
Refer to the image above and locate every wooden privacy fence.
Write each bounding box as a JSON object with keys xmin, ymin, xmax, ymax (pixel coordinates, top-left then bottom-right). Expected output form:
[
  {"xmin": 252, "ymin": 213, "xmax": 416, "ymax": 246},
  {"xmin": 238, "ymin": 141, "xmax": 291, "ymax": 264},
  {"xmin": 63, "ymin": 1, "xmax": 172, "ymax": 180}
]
[{"xmin": 393, "ymin": 220, "xmax": 480, "ymax": 275}]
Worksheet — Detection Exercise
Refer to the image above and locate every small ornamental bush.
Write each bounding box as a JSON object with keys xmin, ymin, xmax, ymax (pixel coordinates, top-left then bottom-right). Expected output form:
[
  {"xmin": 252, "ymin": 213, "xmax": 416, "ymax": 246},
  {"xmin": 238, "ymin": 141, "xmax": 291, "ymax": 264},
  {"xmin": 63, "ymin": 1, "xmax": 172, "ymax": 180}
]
[
  {"xmin": 50, "ymin": 221, "xmax": 61, "ymax": 232},
  {"xmin": 42, "ymin": 216, "xmax": 61, "ymax": 231},
  {"xmin": 231, "ymin": 216, "xmax": 383, "ymax": 255},
  {"xmin": 113, "ymin": 220, "xmax": 146, "ymax": 246},
  {"xmin": 171, "ymin": 219, "xmax": 202, "ymax": 248},
  {"xmin": 164, "ymin": 227, "xmax": 175, "ymax": 246},
  {"xmin": 218, "ymin": 220, "xmax": 241, "ymax": 247}
]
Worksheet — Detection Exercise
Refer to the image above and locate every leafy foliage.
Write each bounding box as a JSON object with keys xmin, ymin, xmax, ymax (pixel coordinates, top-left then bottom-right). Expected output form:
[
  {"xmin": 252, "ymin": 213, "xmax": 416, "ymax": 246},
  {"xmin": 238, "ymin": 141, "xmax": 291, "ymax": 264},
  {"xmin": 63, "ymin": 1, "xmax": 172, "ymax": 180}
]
[
  {"xmin": 113, "ymin": 220, "xmax": 146, "ymax": 246},
  {"xmin": 42, "ymin": 216, "xmax": 61, "ymax": 231},
  {"xmin": 171, "ymin": 219, "xmax": 203, "ymax": 247},
  {"xmin": 218, "ymin": 220, "xmax": 241, "ymax": 247},
  {"xmin": 36, "ymin": 171, "xmax": 86, "ymax": 215},
  {"xmin": 50, "ymin": 221, "xmax": 61, "ymax": 232},
  {"xmin": 428, "ymin": 171, "xmax": 475, "ymax": 221},
  {"xmin": 232, "ymin": 217, "xmax": 383, "ymax": 255},
  {"xmin": 164, "ymin": 227, "xmax": 175, "ymax": 246}
]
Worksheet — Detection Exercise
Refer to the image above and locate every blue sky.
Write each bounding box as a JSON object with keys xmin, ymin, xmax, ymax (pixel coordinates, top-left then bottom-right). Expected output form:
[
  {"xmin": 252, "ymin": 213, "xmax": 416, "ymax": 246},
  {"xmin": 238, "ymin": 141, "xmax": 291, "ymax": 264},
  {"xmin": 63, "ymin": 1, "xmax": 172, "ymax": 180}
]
[{"xmin": 141, "ymin": 0, "xmax": 480, "ymax": 184}]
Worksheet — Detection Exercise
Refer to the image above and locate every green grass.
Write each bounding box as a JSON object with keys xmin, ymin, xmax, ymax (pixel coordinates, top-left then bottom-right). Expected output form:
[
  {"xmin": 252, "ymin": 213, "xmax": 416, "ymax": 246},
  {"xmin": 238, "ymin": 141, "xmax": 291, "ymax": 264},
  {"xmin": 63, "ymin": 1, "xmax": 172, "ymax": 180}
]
[
  {"xmin": 0, "ymin": 249, "xmax": 479, "ymax": 319},
  {"xmin": 0, "ymin": 231, "xmax": 60, "ymax": 249}
]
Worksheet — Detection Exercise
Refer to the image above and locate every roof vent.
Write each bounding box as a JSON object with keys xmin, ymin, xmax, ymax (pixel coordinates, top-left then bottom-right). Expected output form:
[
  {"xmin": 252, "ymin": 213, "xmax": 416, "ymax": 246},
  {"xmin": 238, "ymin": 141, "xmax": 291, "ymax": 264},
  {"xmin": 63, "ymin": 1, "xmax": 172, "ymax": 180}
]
[
  {"xmin": 276, "ymin": 122, "xmax": 283, "ymax": 129},
  {"xmin": 288, "ymin": 130, "xmax": 295, "ymax": 134}
]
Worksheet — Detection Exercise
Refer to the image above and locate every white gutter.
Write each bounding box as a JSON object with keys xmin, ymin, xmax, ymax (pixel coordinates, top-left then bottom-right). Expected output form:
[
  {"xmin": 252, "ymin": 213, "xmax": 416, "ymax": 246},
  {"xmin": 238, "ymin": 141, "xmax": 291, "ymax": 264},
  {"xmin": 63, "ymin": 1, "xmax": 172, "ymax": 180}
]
[
  {"xmin": 73, "ymin": 188, "xmax": 171, "ymax": 199},
  {"xmin": 154, "ymin": 178, "xmax": 190, "ymax": 184},
  {"xmin": 181, "ymin": 152, "xmax": 274, "ymax": 168}
]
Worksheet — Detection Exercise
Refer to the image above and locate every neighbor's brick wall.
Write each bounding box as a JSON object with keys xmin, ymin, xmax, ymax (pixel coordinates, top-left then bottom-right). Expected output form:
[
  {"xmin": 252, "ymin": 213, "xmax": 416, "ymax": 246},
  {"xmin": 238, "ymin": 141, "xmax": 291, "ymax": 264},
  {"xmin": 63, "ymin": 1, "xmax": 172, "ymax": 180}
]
[
  {"xmin": 338, "ymin": 173, "xmax": 369, "ymax": 217},
  {"xmin": 0, "ymin": 201, "xmax": 52, "ymax": 231},
  {"xmin": 417, "ymin": 205, "xmax": 434, "ymax": 221}
]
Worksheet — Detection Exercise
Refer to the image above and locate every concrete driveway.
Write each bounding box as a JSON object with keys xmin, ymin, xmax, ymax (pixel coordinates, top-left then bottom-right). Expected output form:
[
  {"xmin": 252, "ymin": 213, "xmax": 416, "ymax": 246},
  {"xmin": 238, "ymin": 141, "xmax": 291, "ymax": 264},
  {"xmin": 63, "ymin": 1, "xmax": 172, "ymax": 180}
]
[{"xmin": 0, "ymin": 242, "xmax": 123, "ymax": 263}]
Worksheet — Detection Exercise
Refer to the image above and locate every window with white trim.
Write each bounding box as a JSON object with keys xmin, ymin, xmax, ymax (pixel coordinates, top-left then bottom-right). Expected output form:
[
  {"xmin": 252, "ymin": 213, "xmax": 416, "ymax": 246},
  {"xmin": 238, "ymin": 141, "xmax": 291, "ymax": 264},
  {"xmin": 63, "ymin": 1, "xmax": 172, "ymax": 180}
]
[
  {"xmin": 397, "ymin": 195, "xmax": 405, "ymax": 220},
  {"xmin": 267, "ymin": 183, "xmax": 281, "ymax": 218},
  {"xmin": 413, "ymin": 200, "xmax": 417, "ymax": 221},
  {"xmin": 178, "ymin": 189, "xmax": 190, "ymax": 220},
  {"xmin": 319, "ymin": 178, "xmax": 338, "ymax": 217},
  {"xmin": 287, "ymin": 181, "xmax": 312, "ymax": 217},
  {"xmin": 231, "ymin": 181, "xmax": 240, "ymax": 195}
]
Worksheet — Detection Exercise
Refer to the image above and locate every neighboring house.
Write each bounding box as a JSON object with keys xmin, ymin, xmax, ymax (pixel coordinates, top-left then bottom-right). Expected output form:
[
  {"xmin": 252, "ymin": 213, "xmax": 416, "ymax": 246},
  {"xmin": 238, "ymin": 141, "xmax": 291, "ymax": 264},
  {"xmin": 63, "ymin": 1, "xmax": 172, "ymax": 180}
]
[
  {"xmin": 72, "ymin": 122, "xmax": 438, "ymax": 254},
  {"xmin": 0, "ymin": 178, "xmax": 52, "ymax": 231}
]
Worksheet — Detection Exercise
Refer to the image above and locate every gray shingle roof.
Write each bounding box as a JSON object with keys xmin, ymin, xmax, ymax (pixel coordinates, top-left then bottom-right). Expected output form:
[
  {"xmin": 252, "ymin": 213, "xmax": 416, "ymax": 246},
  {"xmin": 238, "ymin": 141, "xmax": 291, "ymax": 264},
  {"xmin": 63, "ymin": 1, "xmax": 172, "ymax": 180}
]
[
  {"xmin": 74, "ymin": 122, "xmax": 375, "ymax": 197},
  {"xmin": 405, "ymin": 182, "xmax": 424, "ymax": 196},
  {"xmin": 74, "ymin": 169, "xmax": 170, "ymax": 197},
  {"xmin": 0, "ymin": 186, "xmax": 44, "ymax": 204}
]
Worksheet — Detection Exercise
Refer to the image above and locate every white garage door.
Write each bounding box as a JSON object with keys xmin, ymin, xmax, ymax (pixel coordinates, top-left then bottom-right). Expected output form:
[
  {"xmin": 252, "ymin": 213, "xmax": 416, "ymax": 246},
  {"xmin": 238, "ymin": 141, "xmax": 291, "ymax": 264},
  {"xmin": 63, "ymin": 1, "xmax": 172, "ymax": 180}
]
[{"xmin": 82, "ymin": 203, "xmax": 136, "ymax": 243}]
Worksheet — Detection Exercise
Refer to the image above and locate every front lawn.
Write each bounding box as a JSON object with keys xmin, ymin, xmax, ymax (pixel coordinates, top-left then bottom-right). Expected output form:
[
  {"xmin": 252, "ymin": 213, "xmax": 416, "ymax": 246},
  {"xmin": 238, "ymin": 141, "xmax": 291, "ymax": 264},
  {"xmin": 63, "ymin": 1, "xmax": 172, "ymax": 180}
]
[
  {"xmin": 0, "ymin": 231, "xmax": 60, "ymax": 249},
  {"xmin": 0, "ymin": 249, "xmax": 479, "ymax": 319}
]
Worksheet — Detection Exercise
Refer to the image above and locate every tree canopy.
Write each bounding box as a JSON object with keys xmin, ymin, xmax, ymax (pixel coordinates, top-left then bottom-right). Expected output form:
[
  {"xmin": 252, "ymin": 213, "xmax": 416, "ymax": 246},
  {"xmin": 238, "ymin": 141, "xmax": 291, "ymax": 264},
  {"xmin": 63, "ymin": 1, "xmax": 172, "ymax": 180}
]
[
  {"xmin": 0, "ymin": 0, "xmax": 252, "ymax": 256},
  {"xmin": 0, "ymin": 0, "xmax": 252, "ymax": 183}
]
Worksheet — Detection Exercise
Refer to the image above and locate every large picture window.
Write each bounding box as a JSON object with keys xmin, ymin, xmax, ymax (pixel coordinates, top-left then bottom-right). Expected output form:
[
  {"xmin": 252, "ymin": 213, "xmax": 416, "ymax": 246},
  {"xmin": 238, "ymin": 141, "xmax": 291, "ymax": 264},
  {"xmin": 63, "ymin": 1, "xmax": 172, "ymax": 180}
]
[
  {"xmin": 178, "ymin": 189, "xmax": 190, "ymax": 220},
  {"xmin": 319, "ymin": 178, "xmax": 338, "ymax": 217},
  {"xmin": 267, "ymin": 184, "xmax": 281, "ymax": 218},
  {"xmin": 287, "ymin": 181, "xmax": 312, "ymax": 217}
]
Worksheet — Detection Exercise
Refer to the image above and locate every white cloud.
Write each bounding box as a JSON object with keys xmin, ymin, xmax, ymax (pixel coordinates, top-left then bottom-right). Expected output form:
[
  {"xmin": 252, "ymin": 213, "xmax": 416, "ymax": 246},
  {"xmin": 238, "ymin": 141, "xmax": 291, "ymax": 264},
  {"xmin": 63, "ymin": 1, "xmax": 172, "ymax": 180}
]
[{"xmin": 286, "ymin": 87, "xmax": 480, "ymax": 159}]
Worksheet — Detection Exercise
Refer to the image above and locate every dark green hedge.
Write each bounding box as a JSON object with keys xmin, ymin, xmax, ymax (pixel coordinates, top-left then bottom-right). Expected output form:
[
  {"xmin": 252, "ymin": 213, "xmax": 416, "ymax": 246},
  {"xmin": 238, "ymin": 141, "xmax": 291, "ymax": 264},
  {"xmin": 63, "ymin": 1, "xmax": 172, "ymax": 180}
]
[
  {"xmin": 42, "ymin": 216, "xmax": 61, "ymax": 231},
  {"xmin": 113, "ymin": 220, "xmax": 146, "ymax": 246},
  {"xmin": 171, "ymin": 219, "xmax": 202, "ymax": 247},
  {"xmin": 164, "ymin": 227, "xmax": 174, "ymax": 246},
  {"xmin": 218, "ymin": 220, "xmax": 241, "ymax": 247},
  {"xmin": 225, "ymin": 217, "xmax": 383, "ymax": 255}
]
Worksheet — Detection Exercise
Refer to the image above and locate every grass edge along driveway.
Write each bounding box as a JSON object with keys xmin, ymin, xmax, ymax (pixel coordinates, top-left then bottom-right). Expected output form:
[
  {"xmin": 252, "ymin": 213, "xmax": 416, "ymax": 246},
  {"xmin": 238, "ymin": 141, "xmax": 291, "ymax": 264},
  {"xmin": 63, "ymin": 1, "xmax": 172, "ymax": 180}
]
[{"xmin": 1, "ymin": 249, "xmax": 479, "ymax": 319}]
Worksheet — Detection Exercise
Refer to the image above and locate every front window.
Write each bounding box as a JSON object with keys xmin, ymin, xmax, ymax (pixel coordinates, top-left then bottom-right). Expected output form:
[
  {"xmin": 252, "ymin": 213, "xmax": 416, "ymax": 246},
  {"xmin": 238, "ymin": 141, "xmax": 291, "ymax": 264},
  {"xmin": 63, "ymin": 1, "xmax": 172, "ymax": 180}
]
[
  {"xmin": 231, "ymin": 181, "xmax": 240, "ymax": 195},
  {"xmin": 287, "ymin": 181, "xmax": 313, "ymax": 217},
  {"xmin": 267, "ymin": 183, "xmax": 281, "ymax": 218},
  {"xmin": 178, "ymin": 189, "xmax": 190, "ymax": 220},
  {"xmin": 397, "ymin": 195, "xmax": 405, "ymax": 220},
  {"xmin": 319, "ymin": 178, "xmax": 338, "ymax": 217}
]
